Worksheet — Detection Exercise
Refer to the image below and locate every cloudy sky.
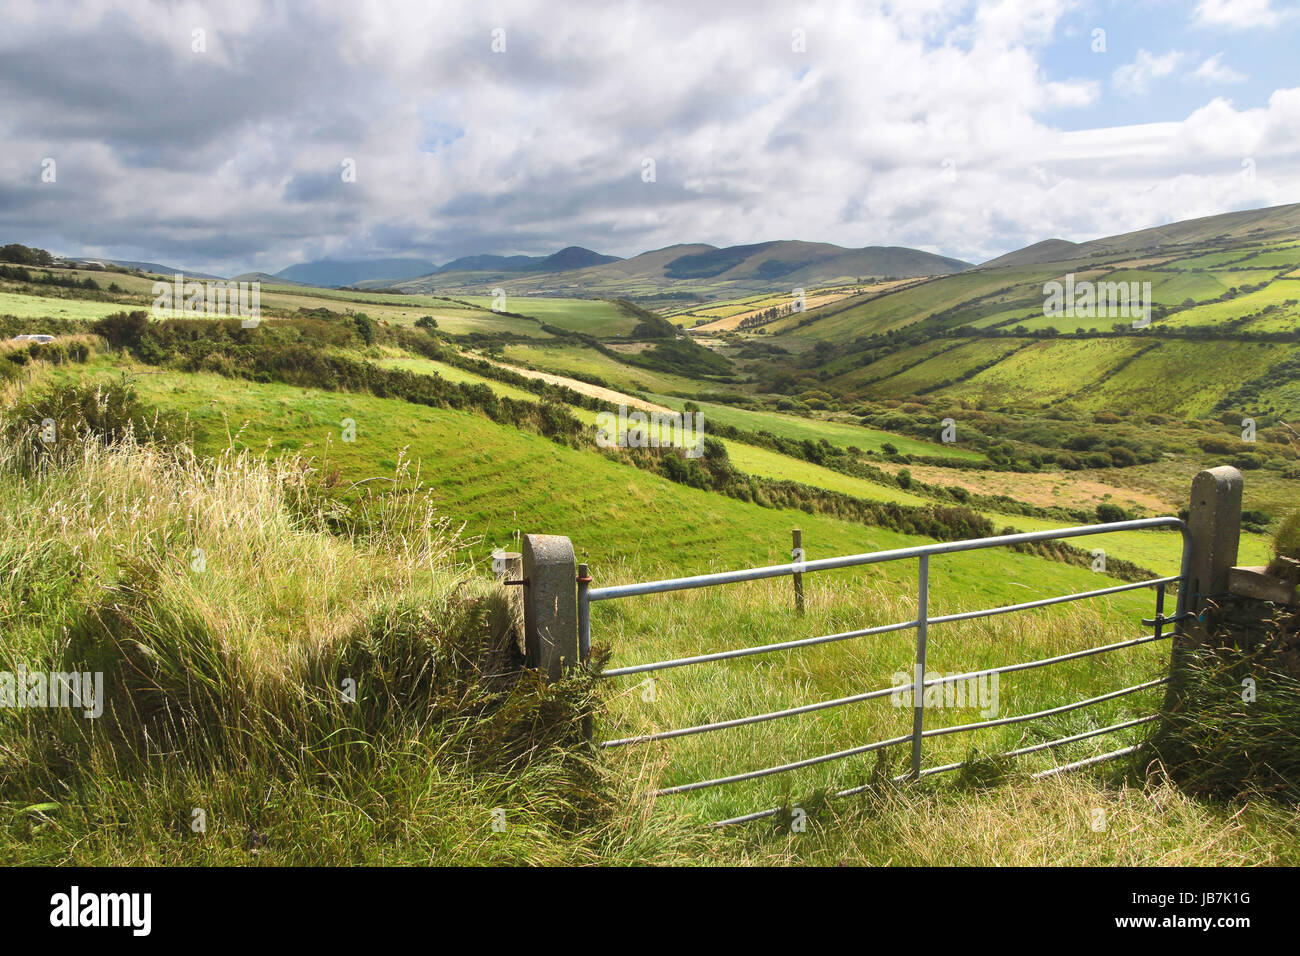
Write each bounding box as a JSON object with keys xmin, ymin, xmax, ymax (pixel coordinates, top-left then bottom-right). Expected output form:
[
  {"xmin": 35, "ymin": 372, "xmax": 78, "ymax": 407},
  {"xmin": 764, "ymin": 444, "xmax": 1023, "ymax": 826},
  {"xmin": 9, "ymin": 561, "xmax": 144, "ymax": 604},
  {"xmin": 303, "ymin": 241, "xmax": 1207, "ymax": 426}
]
[{"xmin": 1, "ymin": 0, "xmax": 1298, "ymax": 275}]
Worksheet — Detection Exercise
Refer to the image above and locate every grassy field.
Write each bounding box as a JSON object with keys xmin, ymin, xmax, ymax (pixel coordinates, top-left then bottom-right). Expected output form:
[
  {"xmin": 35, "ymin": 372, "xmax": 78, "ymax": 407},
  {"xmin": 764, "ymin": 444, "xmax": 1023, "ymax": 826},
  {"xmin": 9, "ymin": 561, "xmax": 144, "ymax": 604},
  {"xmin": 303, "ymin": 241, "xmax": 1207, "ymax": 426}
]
[
  {"xmin": 825, "ymin": 339, "xmax": 964, "ymax": 388},
  {"xmin": 375, "ymin": 355, "xmax": 541, "ymax": 402},
  {"xmin": 361, "ymin": 350, "xmax": 1229, "ymax": 571},
  {"xmin": 644, "ymin": 394, "xmax": 985, "ymax": 460},
  {"xmin": 5, "ymin": 369, "xmax": 1294, "ymax": 865},
  {"xmin": 3, "ymin": 215, "xmax": 1298, "ymax": 866},
  {"xmin": 0, "ymin": 277, "xmax": 556, "ymax": 338},
  {"xmin": 457, "ymin": 295, "xmax": 640, "ymax": 336},
  {"xmin": 930, "ymin": 339, "xmax": 1148, "ymax": 408},
  {"xmin": 0, "ymin": 290, "xmax": 141, "ymax": 322},
  {"xmin": 1166, "ymin": 285, "xmax": 1300, "ymax": 331},
  {"xmin": 501, "ymin": 342, "xmax": 710, "ymax": 397},
  {"xmin": 596, "ymin": 575, "xmax": 1170, "ymax": 825},
  {"xmin": 857, "ymin": 339, "xmax": 1030, "ymax": 400},
  {"xmin": 1063, "ymin": 341, "xmax": 1294, "ymax": 418},
  {"xmin": 0, "ymin": 302, "xmax": 1292, "ymax": 868}
]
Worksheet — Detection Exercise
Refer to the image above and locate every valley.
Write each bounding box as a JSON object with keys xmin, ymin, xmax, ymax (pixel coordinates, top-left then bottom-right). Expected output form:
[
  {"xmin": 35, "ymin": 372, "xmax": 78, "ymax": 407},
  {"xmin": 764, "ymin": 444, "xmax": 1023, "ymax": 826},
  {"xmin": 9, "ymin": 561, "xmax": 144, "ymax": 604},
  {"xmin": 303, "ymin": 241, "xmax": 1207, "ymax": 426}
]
[{"xmin": 2, "ymin": 200, "xmax": 1297, "ymax": 865}]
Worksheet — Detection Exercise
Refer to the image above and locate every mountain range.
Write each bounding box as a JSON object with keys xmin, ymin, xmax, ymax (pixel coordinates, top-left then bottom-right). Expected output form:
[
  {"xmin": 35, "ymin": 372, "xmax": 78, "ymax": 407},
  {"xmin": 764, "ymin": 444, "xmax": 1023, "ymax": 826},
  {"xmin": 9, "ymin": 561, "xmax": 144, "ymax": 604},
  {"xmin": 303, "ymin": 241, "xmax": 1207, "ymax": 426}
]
[
  {"xmin": 364, "ymin": 240, "xmax": 972, "ymax": 297},
  {"xmin": 43, "ymin": 201, "xmax": 1300, "ymax": 297}
]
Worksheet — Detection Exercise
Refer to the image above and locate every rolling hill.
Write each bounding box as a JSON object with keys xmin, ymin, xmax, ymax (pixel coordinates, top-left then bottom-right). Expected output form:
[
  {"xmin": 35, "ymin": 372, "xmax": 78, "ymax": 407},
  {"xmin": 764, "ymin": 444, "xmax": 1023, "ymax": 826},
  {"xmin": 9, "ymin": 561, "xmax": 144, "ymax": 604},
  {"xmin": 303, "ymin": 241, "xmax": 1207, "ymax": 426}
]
[
  {"xmin": 389, "ymin": 240, "xmax": 971, "ymax": 298},
  {"xmin": 274, "ymin": 257, "xmax": 440, "ymax": 287},
  {"xmin": 980, "ymin": 202, "xmax": 1300, "ymax": 269}
]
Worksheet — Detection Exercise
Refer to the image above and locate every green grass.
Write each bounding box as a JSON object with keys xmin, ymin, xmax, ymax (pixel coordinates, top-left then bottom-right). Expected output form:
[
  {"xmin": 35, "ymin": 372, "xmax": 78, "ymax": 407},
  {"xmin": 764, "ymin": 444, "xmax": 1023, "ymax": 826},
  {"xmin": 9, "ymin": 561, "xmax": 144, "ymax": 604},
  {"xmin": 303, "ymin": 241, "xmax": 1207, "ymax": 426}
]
[
  {"xmin": 43, "ymin": 360, "xmax": 1133, "ymax": 604},
  {"xmin": 0, "ymin": 278, "xmax": 557, "ymax": 338},
  {"xmin": 825, "ymin": 339, "xmax": 964, "ymax": 386},
  {"xmin": 5, "ymin": 355, "xmax": 1294, "ymax": 865},
  {"xmin": 644, "ymin": 394, "xmax": 985, "ymax": 460},
  {"xmin": 368, "ymin": 351, "xmax": 975, "ymax": 512},
  {"xmin": 770, "ymin": 271, "xmax": 1021, "ymax": 339},
  {"xmin": 597, "ymin": 577, "xmax": 1168, "ymax": 824},
  {"xmin": 501, "ymin": 342, "xmax": 709, "ymax": 397},
  {"xmin": 724, "ymin": 441, "xmax": 929, "ymax": 505},
  {"xmin": 375, "ymin": 355, "xmax": 541, "ymax": 402},
  {"xmin": 859, "ymin": 338, "xmax": 1030, "ymax": 400},
  {"xmin": 328, "ymin": 350, "xmax": 1230, "ymax": 571},
  {"xmin": 0, "ymin": 291, "xmax": 141, "ymax": 322},
  {"xmin": 1162, "ymin": 285, "xmax": 1300, "ymax": 330},
  {"xmin": 930, "ymin": 338, "xmax": 1149, "ymax": 408},
  {"xmin": 1066, "ymin": 341, "xmax": 1294, "ymax": 418},
  {"xmin": 457, "ymin": 296, "xmax": 639, "ymax": 336}
]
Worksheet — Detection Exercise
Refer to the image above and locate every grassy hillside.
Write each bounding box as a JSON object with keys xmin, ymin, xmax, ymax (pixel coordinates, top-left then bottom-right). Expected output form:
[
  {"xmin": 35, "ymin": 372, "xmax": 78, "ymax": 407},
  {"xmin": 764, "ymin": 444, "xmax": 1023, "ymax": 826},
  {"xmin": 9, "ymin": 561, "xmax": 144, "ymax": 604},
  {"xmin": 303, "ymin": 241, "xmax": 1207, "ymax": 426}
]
[
  {"xmin": 2, "ymin": 361, "xmax": 1294, "ymax": 865},
  {"xmin": 2, "ymin": 204, "xmax": 1297, "ymax": 866}
]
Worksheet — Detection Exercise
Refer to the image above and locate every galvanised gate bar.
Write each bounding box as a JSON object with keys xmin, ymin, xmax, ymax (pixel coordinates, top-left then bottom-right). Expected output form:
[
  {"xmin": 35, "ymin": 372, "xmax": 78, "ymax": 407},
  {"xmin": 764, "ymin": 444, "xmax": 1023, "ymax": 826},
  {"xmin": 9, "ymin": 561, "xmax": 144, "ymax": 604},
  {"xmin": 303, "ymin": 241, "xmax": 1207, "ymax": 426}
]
[{"xmin": 578, "ymin": 518, "xmax": 1193, "ymax": 827}]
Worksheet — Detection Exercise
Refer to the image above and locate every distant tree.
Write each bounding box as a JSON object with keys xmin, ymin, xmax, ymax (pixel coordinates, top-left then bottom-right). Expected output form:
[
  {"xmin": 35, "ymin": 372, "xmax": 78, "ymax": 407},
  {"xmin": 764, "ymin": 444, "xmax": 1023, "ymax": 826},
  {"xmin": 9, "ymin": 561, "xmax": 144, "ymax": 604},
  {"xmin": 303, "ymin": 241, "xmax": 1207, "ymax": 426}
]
[{"xmin": 0, "ymin": 243, "xmax": 53, "ymax": 266}]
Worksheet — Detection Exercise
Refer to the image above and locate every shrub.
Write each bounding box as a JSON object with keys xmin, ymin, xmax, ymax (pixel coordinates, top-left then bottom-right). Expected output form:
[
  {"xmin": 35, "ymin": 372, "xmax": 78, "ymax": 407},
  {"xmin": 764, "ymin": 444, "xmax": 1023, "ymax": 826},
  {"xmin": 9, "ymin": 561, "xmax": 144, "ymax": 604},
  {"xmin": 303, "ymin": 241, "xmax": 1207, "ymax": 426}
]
[
  {"xmin": 1, "ymin": 378, "xmax": 184, "ymax": 461},
  {"xmin": 1096, "ymin": 502, "xmax": 1128, "ymax": 523},
  {"xmin": 1274, "ymin": 510, "xmax": 1300, "ymax": 563},
  {"xmin": 1107, "ymin": 445, "xmax": 1139, "ymax": 467},
  {"xmin": 91, "ymin": 310, "xmax": 151, "ymax": 350}
]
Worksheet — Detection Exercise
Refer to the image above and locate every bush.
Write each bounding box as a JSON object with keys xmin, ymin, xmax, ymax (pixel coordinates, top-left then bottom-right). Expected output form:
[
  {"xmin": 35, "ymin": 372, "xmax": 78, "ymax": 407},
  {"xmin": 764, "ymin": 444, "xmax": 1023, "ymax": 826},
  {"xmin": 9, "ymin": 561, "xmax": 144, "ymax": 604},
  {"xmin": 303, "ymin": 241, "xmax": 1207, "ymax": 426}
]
[
  {"xmin": 1274, "ymin": 510, "xmax": 1300, "ymax": 563},
  {"xmin": 91, "ymin": 310, "xmax": 151, "ymax": 350},
  {"xmin": 1107, "ymin": 445, "xmax": 1139, "ymax": 467},
  {"xmin": 1, "ymin": 378, "xmax": 184, "ymax": 461},
  {"xmin": 1095, "ymin": 502, "xmax": 1128, "ymax": 523}
]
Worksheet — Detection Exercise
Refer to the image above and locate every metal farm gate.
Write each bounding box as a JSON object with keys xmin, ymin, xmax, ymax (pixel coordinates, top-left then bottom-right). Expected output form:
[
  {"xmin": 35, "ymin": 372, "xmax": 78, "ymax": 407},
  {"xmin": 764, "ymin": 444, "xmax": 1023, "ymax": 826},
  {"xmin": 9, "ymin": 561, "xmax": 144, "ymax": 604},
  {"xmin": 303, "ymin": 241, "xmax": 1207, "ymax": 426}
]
[{"xmin": 575, "ymin": 518, "xmax": 1194, "ymax": 826}]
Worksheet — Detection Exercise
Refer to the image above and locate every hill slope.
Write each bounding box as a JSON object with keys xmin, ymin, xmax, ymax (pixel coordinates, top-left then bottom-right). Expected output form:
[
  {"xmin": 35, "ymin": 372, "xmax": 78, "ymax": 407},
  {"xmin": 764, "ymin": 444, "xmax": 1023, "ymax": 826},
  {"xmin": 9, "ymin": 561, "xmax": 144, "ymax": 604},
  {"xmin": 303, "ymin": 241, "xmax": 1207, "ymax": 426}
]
[
  {"xmin": 392, "ymin": 240, "xmax": 970, "ymax": 298},
  {"xmin": 276, "ymin": 258, "xmax": 439, "ymax": 287},
  {"xmin": 982, "ymin": 202, "xmax": 1300, "ymax": 269}
]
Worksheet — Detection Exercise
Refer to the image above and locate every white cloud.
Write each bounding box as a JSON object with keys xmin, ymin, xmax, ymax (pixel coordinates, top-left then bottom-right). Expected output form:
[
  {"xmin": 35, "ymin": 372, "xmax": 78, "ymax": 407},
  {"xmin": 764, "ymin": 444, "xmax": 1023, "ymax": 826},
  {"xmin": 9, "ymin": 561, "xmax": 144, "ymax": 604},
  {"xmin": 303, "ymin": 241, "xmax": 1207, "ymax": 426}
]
[
  {"xmin": 0, "ymin": 0, "xmax": 1298, "ymax": 270},
  {"xmin": 1112, "ymin": 49, "xmax": 1184, "ymax": 97},
  {"xmin": 1193, "ymin": 53, "xmax": 1248, "ymax": 84},
  {"xmin": 1194, "ymin": 0, "xmax": 1291, "ymax": 30}
]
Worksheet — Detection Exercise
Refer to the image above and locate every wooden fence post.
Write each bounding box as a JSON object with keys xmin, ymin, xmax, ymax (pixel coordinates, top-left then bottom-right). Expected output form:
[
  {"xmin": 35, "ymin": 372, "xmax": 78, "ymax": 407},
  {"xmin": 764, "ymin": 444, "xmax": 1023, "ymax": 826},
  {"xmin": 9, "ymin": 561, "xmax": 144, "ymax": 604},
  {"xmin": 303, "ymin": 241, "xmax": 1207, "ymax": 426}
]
[
  {"xmin": 792, "ymin": 528, "xmax": 805, "ymax": 617},
  {"xmin": 521, "ymin": 534, "xmax": 577, "ymax": 682},
  {"xmin": 1168, "ymin": 465, "xmax": 1243, "ymax": 705}
]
